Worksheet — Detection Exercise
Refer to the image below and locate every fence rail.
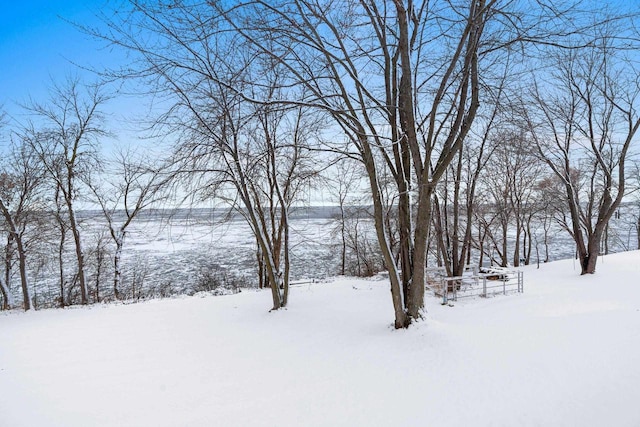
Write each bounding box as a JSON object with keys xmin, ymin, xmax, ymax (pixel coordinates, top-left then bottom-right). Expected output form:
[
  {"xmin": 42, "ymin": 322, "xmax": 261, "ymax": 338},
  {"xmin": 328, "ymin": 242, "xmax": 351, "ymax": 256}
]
[{"xmin": 426, "ymin": 266, "xmax": 524, "ymax": 305}]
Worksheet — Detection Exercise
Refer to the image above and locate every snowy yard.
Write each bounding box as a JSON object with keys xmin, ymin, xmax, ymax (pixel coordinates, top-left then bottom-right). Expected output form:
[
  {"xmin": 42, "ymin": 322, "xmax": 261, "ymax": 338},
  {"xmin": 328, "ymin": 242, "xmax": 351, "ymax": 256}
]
[{"xmin": 1, "ymin": 251, "xmax": 640, "ymax": 426}]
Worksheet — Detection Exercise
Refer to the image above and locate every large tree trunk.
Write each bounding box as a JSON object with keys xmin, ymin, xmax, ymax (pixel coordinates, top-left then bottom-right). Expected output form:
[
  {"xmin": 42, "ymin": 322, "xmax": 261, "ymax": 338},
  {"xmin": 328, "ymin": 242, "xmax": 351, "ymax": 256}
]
[
  {"xmin": 580, "ymin": 224, "xmax": 606, "ymax": 274},
  {"xmin": 408, "ymin": 185, "xmax": 432, "ymax": 319},
  {"xmin": 394, "ymin": 0, "xmax": 417, "ymax": 312}
]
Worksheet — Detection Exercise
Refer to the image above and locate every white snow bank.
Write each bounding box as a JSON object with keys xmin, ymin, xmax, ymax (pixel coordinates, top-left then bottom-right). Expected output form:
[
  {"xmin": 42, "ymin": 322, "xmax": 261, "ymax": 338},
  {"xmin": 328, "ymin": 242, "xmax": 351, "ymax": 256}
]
[{"xmin": 1, "ymin": 251, "xmax": 639, "ymax": 426}]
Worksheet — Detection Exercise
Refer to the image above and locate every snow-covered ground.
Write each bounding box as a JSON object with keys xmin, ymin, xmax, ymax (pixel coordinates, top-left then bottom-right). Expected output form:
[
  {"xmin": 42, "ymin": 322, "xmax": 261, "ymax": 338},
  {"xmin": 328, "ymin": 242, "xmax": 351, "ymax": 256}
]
[{"xmin": 1, "ymin": 250, "xmax": 639, "ymax": 426}]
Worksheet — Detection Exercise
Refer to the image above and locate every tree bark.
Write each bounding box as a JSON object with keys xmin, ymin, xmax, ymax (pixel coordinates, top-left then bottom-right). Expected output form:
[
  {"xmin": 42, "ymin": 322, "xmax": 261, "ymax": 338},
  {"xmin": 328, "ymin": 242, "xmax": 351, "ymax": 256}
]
[
  {"xmin": 0, "ymin": 277, "xmax": 14, "ymax": 310},
  {"xmin": 67, "ymin": 206, "xmax": 88, "ymax": 304},
  {"xmin": 408, "ymin": 185, "xmax": 432, "ymax": 319},
  {"xmin": 113, "ymin": 233, "xmax": 124, "ymax": 300},
  {"xmin": 0, "ymin": 201, "xmax": 31, "ymax": 311},
  {"xmin": 361, "ymin": 134, "xmax": 408, "ymax": 328}
]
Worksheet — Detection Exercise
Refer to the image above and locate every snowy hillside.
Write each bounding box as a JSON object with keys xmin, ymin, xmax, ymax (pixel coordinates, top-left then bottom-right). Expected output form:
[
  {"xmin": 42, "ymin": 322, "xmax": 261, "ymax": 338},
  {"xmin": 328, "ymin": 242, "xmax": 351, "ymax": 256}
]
[{"xmin": 1, "ymin": 251, "xmax": 640, "ymax": 426}]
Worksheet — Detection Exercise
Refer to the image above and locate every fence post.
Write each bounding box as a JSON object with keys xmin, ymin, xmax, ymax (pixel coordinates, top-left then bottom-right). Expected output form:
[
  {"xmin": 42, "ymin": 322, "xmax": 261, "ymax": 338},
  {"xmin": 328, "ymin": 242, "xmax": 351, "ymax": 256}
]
[
  {"xmin": 442, "ymin": 278, "xmax": 447, "ymax": 305},
  {"xmin": 483, "ymin": 276, "xmax": 487, "ymax": 298},
  {"xmin": 519, "ymin": 271, "xmax": 524, "ymax": 293}
]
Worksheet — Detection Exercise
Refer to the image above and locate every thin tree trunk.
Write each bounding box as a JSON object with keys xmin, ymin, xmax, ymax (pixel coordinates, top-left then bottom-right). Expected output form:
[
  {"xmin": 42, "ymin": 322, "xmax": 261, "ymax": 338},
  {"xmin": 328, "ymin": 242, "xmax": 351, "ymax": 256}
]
[
  {"xmin": 452, "ymin": 154, "xmax": 463, "ymax": 277},
  {"xmin": 361, "ymin": 134, "xmax": 408, "ymax": 328},
  {"xmin": 95, "ymin": 243, "xmax": 103, "ymax": 302},
  {"xmin": 0, "ymin": 202, "xmax": 31, "ymax": 311},
  {"xmin": 281, "ymin": 207, "xmax": 290, "ymax": 306},
  {"xmin": 637, "ymin": 215, "xmax": 640, "ymax": 250},
  {"xmin": 501, "ymin": 220, "xmax": 509, "ymax": 267},
  {"xmin": 15, "ymin": 236, "xmax": 30, "ymax": 311},
  {"xmin": 478, "ymin": 222, "xmax": 485, "ymax": 267},
  {"xmin": 0, "ymin": 277, "xmax": 14, "ymax": 310},
  {"xmin": 113, "ymin": 246, "xmax": 123, "ymax": 299},
  {"xmin": 513, "ymin": 218, "xmax": 521, "ymax": 267},
  {"xmin": 113, "ymin": 234, "xmax": 124, "ymax": 300},
  {"xmin": 543, "ymin": 217, "xmax": 550, "ymax": 263},
  {"xmin": 256, "ymin": 245, "xmax": 265, "ymax": 289},
  {"xmin": 339, "ymin": 204, "xmax": 346, "ymax": 275},
  {"xmin": 432, "ymin": 194, "xmax": 450, "ymax": 275},
  {"xmin": 398, "ymin": 187, "xmax": 412, "ymax": 309},
  {"xmin": 58, "ymin": 228, "xmax": 66, "ymax": 307},
  {"xmin": 525, "ymin": 221, "xmax": 533, "ymax": 265},
  {"xmin": 67, "ymin": 206, "xmax": 88, "ymax": 304},
  {"xmin": 4, "ymin": 234, "xmax": 13, "ymax": 292}
]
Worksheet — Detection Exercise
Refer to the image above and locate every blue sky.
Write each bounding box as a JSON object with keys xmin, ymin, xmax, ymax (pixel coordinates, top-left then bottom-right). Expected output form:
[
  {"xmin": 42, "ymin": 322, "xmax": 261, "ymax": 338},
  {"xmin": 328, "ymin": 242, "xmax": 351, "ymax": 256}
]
[
  {"xmin": 1, "ymin": 1, "xmax": 116, "ymax": 116},
  {"xmin": 0, "ymin": 1, "xmax": 154, "ymax": 149}
]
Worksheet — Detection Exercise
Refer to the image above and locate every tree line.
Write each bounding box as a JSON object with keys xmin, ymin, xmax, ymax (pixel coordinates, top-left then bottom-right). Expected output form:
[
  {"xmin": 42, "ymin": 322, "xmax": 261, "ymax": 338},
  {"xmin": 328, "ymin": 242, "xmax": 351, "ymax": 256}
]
[{"xmin": 1, "ymin": 0, "xmax": 640, "ymax": 328}]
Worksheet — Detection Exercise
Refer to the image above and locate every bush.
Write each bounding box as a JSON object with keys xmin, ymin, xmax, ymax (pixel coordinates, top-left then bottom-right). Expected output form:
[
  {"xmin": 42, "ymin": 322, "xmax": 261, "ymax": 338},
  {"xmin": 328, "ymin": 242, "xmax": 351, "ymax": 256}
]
[{"xmin": 190, "ymin": 267, "xmax": 249, "ymax": 295}]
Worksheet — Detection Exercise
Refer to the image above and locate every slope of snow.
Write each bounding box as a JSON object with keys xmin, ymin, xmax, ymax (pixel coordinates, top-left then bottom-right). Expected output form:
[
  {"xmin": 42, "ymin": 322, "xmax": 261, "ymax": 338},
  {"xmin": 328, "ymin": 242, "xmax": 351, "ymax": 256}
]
[{"xmin": 1, "ymin": 251, "xmax": 639, "ymax": 426}]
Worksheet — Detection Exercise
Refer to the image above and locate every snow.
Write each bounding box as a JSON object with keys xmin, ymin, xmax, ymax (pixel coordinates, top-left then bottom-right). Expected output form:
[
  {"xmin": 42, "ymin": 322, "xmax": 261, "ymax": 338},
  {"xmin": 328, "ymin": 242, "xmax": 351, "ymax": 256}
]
[{"xmin": 1, "ymin": 251, "xmax": 640, "ymax": 426}]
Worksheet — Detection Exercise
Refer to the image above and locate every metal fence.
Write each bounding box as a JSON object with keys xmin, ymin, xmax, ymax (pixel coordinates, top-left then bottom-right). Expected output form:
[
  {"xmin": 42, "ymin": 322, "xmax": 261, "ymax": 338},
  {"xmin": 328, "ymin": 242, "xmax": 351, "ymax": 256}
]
[{"xmin": 426, "ymin": 266, "xmax": 524, "ymax": 305}]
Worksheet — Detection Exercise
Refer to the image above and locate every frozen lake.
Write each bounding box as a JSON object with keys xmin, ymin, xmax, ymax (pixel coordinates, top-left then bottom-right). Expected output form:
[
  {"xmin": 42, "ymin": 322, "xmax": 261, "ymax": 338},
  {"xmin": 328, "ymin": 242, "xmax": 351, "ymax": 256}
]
[{"xmin": 19, "ymin": 204, "xmax": 640, "ymax": 307}]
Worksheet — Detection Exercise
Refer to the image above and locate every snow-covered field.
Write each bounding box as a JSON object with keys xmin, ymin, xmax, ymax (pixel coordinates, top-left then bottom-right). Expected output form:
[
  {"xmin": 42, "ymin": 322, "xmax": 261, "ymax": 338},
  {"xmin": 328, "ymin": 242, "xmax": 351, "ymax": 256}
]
[{"xmin": 2, "ymin": 250, "xmax": 640, "ymax": 426}]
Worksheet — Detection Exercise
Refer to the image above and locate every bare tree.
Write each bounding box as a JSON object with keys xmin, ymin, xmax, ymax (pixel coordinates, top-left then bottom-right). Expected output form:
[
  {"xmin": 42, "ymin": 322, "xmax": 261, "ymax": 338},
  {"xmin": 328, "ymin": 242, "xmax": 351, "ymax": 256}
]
[
  {"xmin": 88, "ymin": 147, "xmax": 169, "ymax": 300},
  {"xmin": 0, "ymin": 251, "xmax": 13, "ymax": 310},
  {"xmin": 328, "ymin": 159, "xmax": 367, "ymax": 276},
  {"xmin": 430, "ymin": 77, "xmax": 508, "ymax": 277},
  {"xmin": 23, "ymin": 77, "xmax": 110, "ymax": 304},
  {"xmin": 213, "ymin": 0, "xmax": 596, "ymax": 326},
  {"xmin": 93, "ymin": 3, "xmax": 322, "ymax": 310},
  {"xmin": 483, "ymin": 131, "xmax": 545, "ymax": 267},
  {"xmin": 0, "ymin": 135, "xmax": 45, "ymax": 310},
  {"xmin": 524, "ymin": 33, "xmax": 640, "ymax": 274},
  {"xmin": 631, "ymin": 165, "xmax": 640, "ymax": 250},
  {"xmin": 0, "ymin": 112, "xmax": 13, "ymax": 309},
  {"xmin": 94, "ymin": 0, "xmax": 603, "ymax": 327},
  {"xmin": 162, "ymin": 70, "xmax": 320, "ymax": 310},
  {"xmin": 328, "ymin": 161, "xmax": 384, "ymax": 277},
  {"xmin": 185, "ymin": 95, "xmax": 320, "ymax": 310},
  {"xmin": 201, "ymin": 0, "xmax": 496, "ymax": 327}
]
